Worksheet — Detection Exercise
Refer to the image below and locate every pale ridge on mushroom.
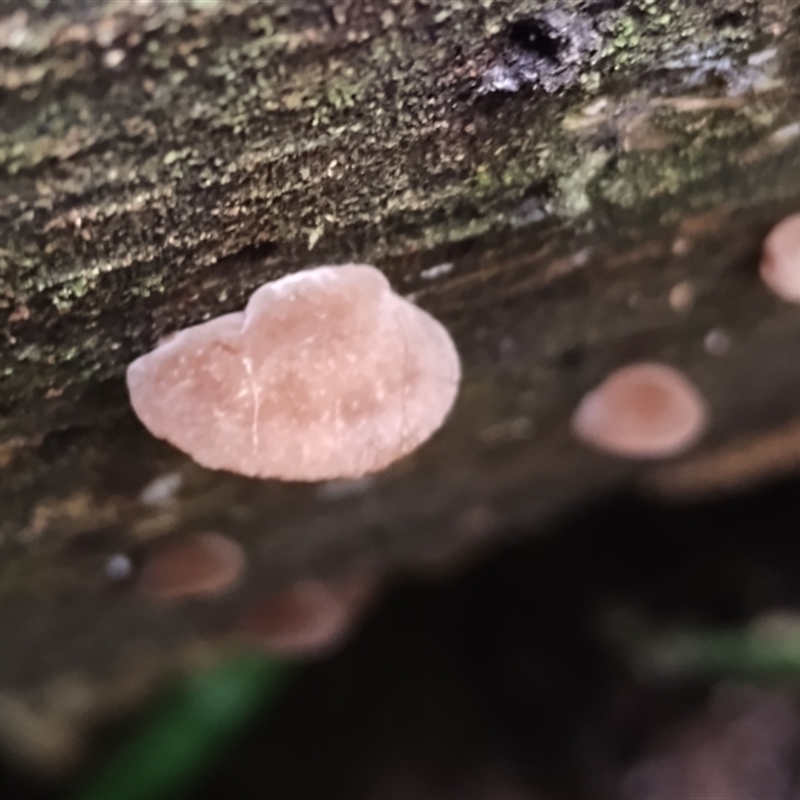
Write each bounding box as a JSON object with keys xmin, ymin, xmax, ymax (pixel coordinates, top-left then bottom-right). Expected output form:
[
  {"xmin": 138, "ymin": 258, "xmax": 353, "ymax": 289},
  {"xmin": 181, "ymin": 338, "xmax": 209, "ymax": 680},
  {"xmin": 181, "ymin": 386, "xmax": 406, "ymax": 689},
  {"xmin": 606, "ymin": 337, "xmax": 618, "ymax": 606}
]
[{"xmin": 127, "ymin": 265, "xmax": 461, "ymax": 481}]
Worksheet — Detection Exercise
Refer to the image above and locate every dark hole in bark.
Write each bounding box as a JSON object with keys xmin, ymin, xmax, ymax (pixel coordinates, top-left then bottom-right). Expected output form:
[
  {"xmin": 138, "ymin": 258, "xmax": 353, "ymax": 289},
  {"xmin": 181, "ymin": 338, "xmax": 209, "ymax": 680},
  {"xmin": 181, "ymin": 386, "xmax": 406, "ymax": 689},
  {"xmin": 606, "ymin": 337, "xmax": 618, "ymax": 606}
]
[
  {"xmin": 509, "ymin": 19, "xmax": 564, "ymax": 63},
  {"xmin": 218, "ymin": 240, "xmax": 279, "ymax": 266},
  {"xmin": 713, "ymin": 10, "xmax": 748, "ymax": 29}
]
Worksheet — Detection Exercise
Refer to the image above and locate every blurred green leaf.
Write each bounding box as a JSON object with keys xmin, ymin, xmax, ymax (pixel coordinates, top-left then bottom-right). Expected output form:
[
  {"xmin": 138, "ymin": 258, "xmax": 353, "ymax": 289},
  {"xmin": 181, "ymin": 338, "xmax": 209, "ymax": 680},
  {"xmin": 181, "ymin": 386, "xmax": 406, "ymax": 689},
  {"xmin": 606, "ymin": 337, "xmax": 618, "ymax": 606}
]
[{"xmin": 78, "ymin": 651, "xmax": 291, "ymax": 800}]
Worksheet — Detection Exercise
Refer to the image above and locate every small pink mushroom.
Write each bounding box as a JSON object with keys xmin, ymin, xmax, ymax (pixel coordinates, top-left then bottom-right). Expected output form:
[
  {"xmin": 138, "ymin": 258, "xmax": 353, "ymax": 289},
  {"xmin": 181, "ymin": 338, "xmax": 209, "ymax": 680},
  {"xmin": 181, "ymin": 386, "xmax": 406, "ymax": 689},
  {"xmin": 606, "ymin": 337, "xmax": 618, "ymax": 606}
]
[
  {"xmin": 760, "ymin": 212, "xmax": 800, "ymax": 302},
  {"xmin": 236, "ymin": 574, "xmax": 377, "ymax": 657},
  {"xmin": 127, "ymin": 265, "xmax": 461, "ymax": 481},
  {"xmin": 139, "ymin": 532, "xmax": 245, "ymax": 603},
  {"xmin": 571, "ymin": 362, "xmax": 708, "ymax": 459}
]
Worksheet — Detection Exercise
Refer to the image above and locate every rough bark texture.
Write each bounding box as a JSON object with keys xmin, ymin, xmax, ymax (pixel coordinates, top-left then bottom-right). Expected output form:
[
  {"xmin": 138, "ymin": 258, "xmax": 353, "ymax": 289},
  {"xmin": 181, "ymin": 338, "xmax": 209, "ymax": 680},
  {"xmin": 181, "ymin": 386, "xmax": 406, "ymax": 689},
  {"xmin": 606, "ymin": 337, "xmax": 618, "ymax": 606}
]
[{"xmin": 1, "ymin": 0, "xmax": 800, "ymax": 773}]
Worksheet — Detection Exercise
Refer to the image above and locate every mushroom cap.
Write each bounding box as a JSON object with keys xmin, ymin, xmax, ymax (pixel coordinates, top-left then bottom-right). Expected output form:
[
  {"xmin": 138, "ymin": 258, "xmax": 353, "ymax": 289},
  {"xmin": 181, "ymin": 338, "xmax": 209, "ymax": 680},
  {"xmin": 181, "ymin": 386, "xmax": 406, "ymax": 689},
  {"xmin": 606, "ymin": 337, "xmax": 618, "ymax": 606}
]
[
  {"xmin": 139, "ymin": 532, "xmax": 245, "ymax": 603},
  {"xmin": 237, "ymin": 574, "xmax": 376, "ymax": 657},
  {"xmin": 571, "ymin": 362, "xmax": 708, "ymax": 459},
  {"xmin": 127, "ymin": 265, "xmax": 461, "ymax": 481},
  {"xmin": 760, "ymin": 212, "xmax": 800, "ymax": 302}
]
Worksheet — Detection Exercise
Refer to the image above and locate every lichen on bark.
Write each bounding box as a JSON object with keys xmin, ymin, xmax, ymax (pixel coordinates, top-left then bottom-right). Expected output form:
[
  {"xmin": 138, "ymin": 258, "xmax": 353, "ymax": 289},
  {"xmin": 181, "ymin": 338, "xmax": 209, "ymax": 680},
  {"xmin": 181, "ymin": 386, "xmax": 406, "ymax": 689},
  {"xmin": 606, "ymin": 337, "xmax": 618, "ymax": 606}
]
[{"xmin": 0, "ymin": 0, "xmax": 792, "ymax": 414}]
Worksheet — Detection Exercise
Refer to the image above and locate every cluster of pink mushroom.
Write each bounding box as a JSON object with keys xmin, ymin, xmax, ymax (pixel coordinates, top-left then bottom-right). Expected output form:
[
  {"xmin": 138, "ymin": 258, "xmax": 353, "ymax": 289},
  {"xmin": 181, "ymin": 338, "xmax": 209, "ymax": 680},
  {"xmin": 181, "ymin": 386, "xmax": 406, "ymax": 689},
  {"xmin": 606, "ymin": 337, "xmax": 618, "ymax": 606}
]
[
  {"xmin": 572, "ymin": 212, "xmax": 800, "ymax": 460},
  {"xmin": 124, "ymin": 210, "xmax": 800, "ymax": 652},
  {"xmin": 138, "ymin": 529, "xmax": 375, "ymax": 657},
  {"xmin": 127, "ymin": 264, "xmax": 462, "ymax": 654}
]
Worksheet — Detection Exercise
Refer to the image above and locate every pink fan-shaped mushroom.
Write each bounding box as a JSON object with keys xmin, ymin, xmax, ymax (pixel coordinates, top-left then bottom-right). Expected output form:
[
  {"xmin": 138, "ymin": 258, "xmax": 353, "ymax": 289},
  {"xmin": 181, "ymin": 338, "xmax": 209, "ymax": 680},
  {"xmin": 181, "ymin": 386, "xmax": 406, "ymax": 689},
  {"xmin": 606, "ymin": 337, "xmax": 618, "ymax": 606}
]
[
  {"xmin": 237, "ymin": 574, "xmax": 377, "ymax": 657},
  {"xmin": 571, "ymin": 362, "xmax": 708, "ymax": 459},
  {"xmin": 139, "ymin": 532, "xmax": 245, "ymax": 603},
  {"xmin": 127, "ymin": 265, "xmax": 461, "ymax": 481},
  {"xmin": 760, "ymin": 212, "xmax": 800, "ymax": 302}
]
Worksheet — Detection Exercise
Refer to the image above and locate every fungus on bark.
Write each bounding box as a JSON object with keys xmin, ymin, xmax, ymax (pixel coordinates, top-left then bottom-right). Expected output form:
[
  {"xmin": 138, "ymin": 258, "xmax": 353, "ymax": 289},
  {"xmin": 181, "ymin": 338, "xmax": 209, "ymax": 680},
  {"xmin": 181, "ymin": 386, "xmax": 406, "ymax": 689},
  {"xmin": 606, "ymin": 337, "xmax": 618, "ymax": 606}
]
[
  {"xmin": 236, "ymin": 574, "xmax": 377, "ymax": 657},
  {"xmin": 571, "ymin": 362, "xmax": 708, "ymax": 459},
  {"xmin": 139, "ymin": 532, "xmax": 245, "ymax": 603},
  {"xmin": 127, "ymin": 265, "xmax": 461, "ymax": 481},
  {"xmin": 760, "ymin": 213, "xmax": 800, "ymax": 302}
]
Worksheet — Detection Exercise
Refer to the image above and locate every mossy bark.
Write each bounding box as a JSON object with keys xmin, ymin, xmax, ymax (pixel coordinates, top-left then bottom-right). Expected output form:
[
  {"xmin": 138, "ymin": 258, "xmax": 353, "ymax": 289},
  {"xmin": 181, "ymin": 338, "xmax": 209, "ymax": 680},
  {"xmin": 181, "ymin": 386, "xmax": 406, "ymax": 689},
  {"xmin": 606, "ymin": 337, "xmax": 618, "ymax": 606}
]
[{"xmin": 1, "ymin": 0, "xmax": 800, "ymax": 773}]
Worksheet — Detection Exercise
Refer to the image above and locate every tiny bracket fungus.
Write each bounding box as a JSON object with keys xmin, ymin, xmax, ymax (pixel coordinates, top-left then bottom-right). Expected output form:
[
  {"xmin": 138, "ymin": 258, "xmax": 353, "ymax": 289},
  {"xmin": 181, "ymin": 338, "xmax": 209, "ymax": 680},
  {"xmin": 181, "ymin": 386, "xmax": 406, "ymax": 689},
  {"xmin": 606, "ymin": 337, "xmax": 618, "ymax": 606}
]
[
  {"xmin": 571, "ymin": 362, "xmax": 708, "ymax": 459},
  {"xmin": 127, "ymin": 265, "xmax": 461, "ymax": 481},
  {"xmin": 237, "ymin": 574, "xmax": 377, "ymax": 657},
  {"xmin": 760, "ymin": 213, "xmax": 800, "ymax": 303},
  {"xmin": 139, "ymin": 532, "xmax": 245, "ymax": 604}
]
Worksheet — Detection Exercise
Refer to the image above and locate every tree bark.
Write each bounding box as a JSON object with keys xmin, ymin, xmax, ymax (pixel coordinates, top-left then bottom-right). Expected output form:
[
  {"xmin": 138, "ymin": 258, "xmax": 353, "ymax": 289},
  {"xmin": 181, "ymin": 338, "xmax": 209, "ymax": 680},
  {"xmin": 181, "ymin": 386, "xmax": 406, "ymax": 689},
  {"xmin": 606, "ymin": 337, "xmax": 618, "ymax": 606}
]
[{"xmin": 1, "ymin": 0, "xmax": 799, "ymax": 772}]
